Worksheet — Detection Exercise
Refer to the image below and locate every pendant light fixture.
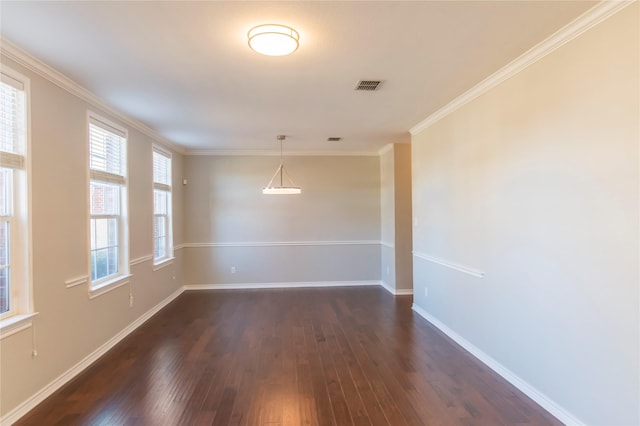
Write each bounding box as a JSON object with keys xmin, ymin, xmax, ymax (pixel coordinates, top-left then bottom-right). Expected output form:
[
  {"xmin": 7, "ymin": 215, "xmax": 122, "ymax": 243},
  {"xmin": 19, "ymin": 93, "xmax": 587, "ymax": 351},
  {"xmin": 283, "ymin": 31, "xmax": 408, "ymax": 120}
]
[{"xmin": 263, "ymin": 135, "xmax": 301, "ymax": 195}]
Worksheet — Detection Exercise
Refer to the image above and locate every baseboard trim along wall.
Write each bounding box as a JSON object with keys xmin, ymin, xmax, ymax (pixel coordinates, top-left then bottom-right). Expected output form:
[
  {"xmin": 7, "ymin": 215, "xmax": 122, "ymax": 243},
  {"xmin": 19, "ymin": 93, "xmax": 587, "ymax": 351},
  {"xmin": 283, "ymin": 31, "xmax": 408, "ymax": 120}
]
[
  {"xmin": 184, "ymin": 281, "xmax": 383, "ymax": 291},
  {"xmin": 0, "ymin": 287, "xmax": 185, "ymax": 426},
  {"xmin": 182, "ymin": 240, "xmax": 381, "ymax": 248},
  {"xmin": 411, "ymin": 303, "xmax": 585, "ymax": 426},
  {"xmin": 380, "ymin": 280, "xmax": 413, "ymax": 296},
  {"xmin": 184, "ymin": 281, "xmax": 414, "ymax": 295}
]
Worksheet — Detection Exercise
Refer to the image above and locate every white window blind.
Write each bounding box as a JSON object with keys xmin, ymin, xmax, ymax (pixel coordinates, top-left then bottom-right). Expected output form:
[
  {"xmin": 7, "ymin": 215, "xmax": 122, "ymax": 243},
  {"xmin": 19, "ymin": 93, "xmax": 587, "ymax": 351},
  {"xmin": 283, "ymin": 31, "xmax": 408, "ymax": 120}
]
[
  {"xmin": 153, "ymin": 148, "xmax": 171, "ymax": 190},
  {"xmin": 89, "ymin": 118, "xmax": 125, "ymax": 184},
  {"xmin": 0, "ymin": 74, "xmax": 26, "ymax": 167}
]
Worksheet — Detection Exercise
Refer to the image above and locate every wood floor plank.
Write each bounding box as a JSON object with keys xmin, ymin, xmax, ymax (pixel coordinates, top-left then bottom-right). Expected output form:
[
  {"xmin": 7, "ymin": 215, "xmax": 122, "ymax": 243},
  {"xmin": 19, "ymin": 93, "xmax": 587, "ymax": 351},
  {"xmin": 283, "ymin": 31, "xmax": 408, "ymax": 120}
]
[
  {"xmin": 312, "ymin": 321, "xmax": 354, "ymax": 425},
  {"xmin": 303, "ymin": 320, "xmax": 338, "ymax": 426},
  {"xmin": 331, "ymin": 324, "xmax": 398, "ymax": 426},
  {"xmin": 323, "ymin": 322, "xmax": 371, "ymax": 425},
  {"xmin": 14, "ymin": 287, "xmax": 562, "ymax": 426}
]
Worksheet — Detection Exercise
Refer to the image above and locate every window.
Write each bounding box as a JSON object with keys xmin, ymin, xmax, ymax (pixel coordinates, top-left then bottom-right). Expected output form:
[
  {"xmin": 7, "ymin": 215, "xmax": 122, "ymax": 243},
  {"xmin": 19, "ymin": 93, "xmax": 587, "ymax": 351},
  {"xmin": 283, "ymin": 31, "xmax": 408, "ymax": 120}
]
[
  {"xmin": 0, "ymin": 67, "xmax": 31, "ymax": 322},
  {"xmin": 152, "ymin": 147, "xmax": 172, "ymax": 264},
  {"xmin": 88, "ymin": 114, "xmax": 128, "ymax": 289}
]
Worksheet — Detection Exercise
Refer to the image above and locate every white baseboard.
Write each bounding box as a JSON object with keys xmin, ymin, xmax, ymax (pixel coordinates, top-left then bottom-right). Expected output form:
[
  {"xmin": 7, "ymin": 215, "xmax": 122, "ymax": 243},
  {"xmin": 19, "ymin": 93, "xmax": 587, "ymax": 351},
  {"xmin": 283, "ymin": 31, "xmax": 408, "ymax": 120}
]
[
  {"xmin": 185, "ymin": 281, "xmax": 415, "ymax": 296},
  {"xmin": 1, "ymin": 286, "xmax": 185, "ymax": 426},
  {"xmin": 184, "ymin": 280, "xmax": 382, "ymax": 291},
  {"xmin": 411, "ymin": 303, "xmax": 585, "ymax": 426},
  {"xmin": 380, "ymin": 280, "xmax": 414, "ymax": 296}
]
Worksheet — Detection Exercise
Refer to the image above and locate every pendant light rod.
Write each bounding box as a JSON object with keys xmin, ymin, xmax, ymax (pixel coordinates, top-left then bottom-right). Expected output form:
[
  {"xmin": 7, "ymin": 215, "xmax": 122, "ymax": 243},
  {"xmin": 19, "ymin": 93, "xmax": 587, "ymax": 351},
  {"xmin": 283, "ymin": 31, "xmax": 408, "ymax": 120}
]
[
  {"xmin": 279, "ymin": 134, "xmax": 284, "ymax": 186},
  {"xmin": 262, "ymin": 135, "xmax": 301, "ymax": 195}
]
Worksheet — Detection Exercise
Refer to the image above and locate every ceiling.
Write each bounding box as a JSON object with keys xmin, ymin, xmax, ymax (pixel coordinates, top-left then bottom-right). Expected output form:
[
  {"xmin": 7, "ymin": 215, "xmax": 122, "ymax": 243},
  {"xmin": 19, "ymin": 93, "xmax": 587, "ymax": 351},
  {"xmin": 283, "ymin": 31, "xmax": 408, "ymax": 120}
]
[{"xmin": 0, "ymin": 1, "xmax": 597, "ymax": 154}]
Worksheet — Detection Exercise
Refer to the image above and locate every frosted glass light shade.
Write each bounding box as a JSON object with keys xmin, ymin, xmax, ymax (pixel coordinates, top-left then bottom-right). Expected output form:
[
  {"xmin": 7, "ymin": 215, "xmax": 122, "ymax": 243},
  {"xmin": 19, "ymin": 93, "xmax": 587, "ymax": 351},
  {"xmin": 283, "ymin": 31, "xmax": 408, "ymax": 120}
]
[
  {"xmin": 262, "ymin": 187, "xmax": 301, "ymax": 195},
  {"xmin": 248, "ymin": 24, "xmax": 299, "ymax": 56}
]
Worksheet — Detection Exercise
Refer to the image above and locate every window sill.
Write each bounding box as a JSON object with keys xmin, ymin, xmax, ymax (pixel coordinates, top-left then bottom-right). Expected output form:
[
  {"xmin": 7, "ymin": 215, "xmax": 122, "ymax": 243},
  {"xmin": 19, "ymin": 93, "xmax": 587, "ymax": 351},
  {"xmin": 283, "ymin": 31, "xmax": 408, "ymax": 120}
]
[
  {"xmin": 89, "ymin": 274, "xmax": 132, "ymax": 299},
  {"xmin": 153, "ymin": 257, "xmax": 175, "ymax": 271},
  {"xmin": 0, "ymin": 312, "xmax": 39, "ymax": 340}
]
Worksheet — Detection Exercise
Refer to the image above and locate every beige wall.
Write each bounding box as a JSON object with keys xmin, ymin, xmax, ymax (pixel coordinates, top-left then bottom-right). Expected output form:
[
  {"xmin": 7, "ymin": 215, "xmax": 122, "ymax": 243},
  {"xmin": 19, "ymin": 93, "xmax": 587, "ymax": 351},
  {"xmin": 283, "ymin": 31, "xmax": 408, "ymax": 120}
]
[
  {"xmin": 379, "ymin": 147, "xmax": 396, "ymax": 289},
  {"xmin": 411, "ymin": 5, "xmax": 638, "ymax": 425},
  {"xmin": 393, "ymin": 144, "xmax": 413, "ymax": 291},
  {"xmin": 183, "ymin": 155, "xmax": 381, "ymax": 285},
  {"xmin": 0, "ymin": 56, "xmax": 185, "ymax": 419},
  {"xmin": 380, "ymin": 144, "xmax": 413, "ymax": 292}
]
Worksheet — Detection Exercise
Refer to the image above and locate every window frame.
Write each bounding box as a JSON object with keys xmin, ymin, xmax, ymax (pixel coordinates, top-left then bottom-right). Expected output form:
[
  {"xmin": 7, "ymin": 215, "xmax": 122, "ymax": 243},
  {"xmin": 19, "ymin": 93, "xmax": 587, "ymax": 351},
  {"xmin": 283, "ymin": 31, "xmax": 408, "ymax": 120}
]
[
  {"xmin": 152, "ymin": 145, "xmax": 173, "ymax": 267},
  {"xmin": 0, "ymin": 65, "xmax": 35, "ymax": 337},
  {"xmin": 87, "ymin": 112, "xmax": 130, "ymax": 296},
  {"xmin": 0, "ymin": 168, "xmax": 16, "ymax": 320}
]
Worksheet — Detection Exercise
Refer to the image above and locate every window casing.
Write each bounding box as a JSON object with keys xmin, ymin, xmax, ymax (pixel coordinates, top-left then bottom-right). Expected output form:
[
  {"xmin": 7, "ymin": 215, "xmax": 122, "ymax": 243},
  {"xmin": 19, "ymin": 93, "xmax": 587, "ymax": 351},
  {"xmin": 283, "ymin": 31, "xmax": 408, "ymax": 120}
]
[
  {"xmin": 152, "ymin": 147, "xmax": 172, "ymax": 264},
  {"xmin": 0, "ymin": 68, "xmax": 31, "ymax": 321},
  {"xmin": 88, "ymin": 114, "xmax": 128, "ymax": 289}
]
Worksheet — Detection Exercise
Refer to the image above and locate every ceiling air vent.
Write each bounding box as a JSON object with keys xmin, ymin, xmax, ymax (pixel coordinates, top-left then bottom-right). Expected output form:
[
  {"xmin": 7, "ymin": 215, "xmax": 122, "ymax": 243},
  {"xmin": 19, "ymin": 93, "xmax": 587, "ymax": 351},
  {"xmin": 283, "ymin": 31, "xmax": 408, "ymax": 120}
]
[
  {"xmin": 327, "ymin": 137, "xmax": 342, "ymax": 142},
  {"xmin": 354, "ymin": 80, "xmax": 382, "ymax": 91}
]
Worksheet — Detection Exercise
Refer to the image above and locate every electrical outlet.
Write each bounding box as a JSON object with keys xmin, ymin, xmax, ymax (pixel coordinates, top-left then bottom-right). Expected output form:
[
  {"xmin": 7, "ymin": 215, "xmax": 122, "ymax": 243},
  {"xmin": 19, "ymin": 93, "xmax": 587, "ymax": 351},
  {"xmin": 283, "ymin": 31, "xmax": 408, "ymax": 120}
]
[
  {"xmin": 231, "ymin": 266, "xmax": 236, "ymax": 274},
  {"xmin": 129, "ymin": 293, "xmax": 134, "ymax": 307},
  {"xmin": 424, "ymin": 287, "xmax": 428, "ymax": 297}
]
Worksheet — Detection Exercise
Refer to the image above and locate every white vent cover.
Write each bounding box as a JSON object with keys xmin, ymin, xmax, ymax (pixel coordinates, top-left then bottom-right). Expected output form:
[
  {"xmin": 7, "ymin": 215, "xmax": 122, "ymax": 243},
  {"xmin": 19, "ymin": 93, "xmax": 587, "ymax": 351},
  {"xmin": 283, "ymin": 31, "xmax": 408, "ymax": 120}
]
[{"xmin": 355, "ymin": 80, "xmax": 382, "ymax": 91}]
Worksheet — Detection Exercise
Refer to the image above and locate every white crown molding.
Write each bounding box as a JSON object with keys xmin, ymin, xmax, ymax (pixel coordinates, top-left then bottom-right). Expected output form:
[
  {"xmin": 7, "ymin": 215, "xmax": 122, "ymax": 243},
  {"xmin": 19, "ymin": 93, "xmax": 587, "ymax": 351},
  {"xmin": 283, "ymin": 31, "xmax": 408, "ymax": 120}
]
[
  {"xmin": 413, "ymin": 251, "xmax": 485, "ymax": 278},
  {"xmin": 411, "ymin": 303, "xmax": 585, "ymax": 425},
  {"xmin": 182, "ymin": 240, "xmax": 382, "ymax": 248},
  {"xmin": 0, "ymin": 287, "xmax": 184, "ymax": 426},
  {"xmin": 409, "ymin": 0, "xmax": 635, "ymax": 135},
  {"xmin": 185, "ymin": 149, "xmax": 379, "ymax": 157},
  {"xmin": 0, "ymin": 38, "xmax": 185, "ymax": 155},
  {"xmin": 377, "ymin": 143, "xmax": 394, "ymax": 156}
]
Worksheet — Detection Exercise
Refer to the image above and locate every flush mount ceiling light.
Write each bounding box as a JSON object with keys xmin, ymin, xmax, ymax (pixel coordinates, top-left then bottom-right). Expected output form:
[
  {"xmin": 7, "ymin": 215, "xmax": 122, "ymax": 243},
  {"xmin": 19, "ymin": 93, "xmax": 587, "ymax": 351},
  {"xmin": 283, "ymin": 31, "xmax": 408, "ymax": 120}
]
[
  {"xmin": 263, "ymin": 135, "xmax": 301, "ymax": 195},
  {"xmin": 248, "ymin": 24, "xmax": 299, "ymax": 56}
]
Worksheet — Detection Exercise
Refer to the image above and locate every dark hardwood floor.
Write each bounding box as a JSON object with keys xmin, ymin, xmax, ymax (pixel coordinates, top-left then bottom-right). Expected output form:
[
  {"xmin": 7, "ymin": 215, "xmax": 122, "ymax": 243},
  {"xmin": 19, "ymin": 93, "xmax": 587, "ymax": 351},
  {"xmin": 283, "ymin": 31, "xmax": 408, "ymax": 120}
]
[{"xmin": 16, "ymin": 287, "xmax": 560, "ymax": 425}]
